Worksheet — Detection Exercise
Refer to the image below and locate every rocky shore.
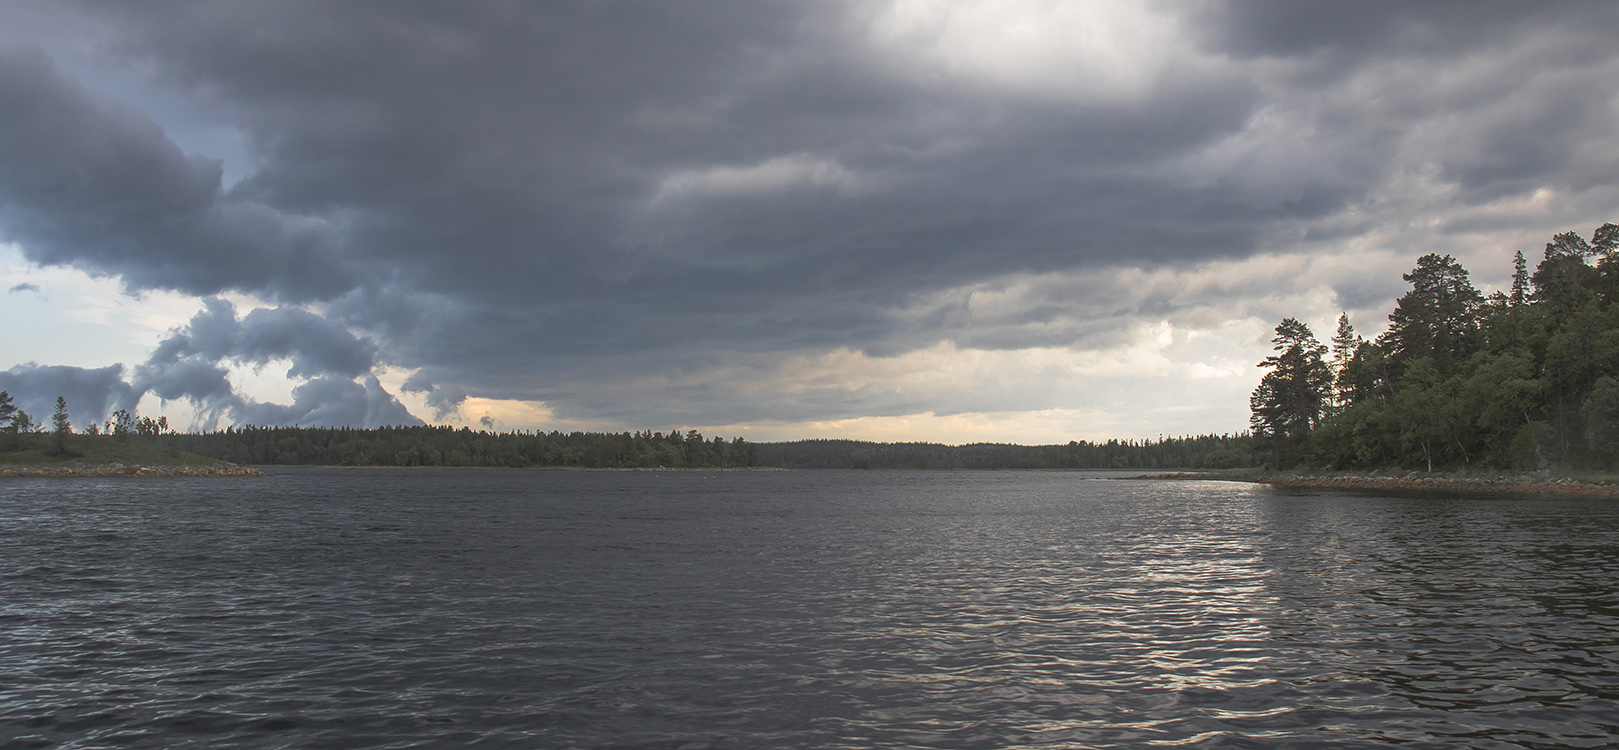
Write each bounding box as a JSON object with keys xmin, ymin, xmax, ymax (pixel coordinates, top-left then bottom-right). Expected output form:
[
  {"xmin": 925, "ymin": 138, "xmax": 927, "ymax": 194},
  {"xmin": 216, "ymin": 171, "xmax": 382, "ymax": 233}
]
[
  {"xmin": 1134, "ymin": 471, "xmax": 1618, "ymax": 498},
  {"xmin": 1256, "ymin": 473, "xmax": 1617, "ymax": 497},
  {"xmin": 0, "ymin": 463, "xmax": 265, "ymax": 478}
]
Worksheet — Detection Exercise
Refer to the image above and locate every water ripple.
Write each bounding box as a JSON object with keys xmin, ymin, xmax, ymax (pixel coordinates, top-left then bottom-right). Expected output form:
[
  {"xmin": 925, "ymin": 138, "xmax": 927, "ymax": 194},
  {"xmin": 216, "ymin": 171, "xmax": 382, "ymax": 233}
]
[{"xmin": 4, "ymin": 471, "xmax": 1619, "ymax": 747}]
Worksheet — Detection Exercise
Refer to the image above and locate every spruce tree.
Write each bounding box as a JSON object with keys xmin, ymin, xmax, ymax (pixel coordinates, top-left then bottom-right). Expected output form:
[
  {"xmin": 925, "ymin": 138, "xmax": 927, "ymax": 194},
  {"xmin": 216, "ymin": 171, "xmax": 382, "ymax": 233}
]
[
  {"xmin": 50, "ymin": 396, "xmax": 74, "ymax": 457},
  {"xmin": 1510, "ymin": 250, "xmax": 1529, "ymax": 307},
  {"xmin": 1329, "ymin": 313, "xmax": 1359, "ymax": 409}
]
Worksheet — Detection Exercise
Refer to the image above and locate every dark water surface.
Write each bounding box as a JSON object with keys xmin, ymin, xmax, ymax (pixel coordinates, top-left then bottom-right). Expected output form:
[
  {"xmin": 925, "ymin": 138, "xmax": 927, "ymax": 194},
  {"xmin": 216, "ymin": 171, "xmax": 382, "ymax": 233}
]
[{"xmin": 4, "ymin": 470, "xmax": 1619, "ymax": 748}]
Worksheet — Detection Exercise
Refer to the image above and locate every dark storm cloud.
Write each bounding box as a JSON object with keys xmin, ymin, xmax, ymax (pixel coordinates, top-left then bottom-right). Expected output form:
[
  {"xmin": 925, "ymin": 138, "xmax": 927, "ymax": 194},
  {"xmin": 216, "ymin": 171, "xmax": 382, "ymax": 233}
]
[
  {"xmin": 139, "ymin": 298, "xmax": 377, "ymax": 383},
  {"xmin": 401, "ymin": 370, "xmax": 467, "ymax": 421},
  {"xmin": 0, "ymin": 363, "xmax": 136, "ymax": 424},
  {"xmin": 1188, "ymin": 1, "xmax": 1607, "ymax": 61},
  {"xmin": 229, "ymin": 376, "xmax": 419, "ymax": 429},
  {"xmin": 3, "ymin": 1, "xmax": 1618, "ymax": 426},
  {"xmin": 8, "ymin": 282, "xmax": 38, "ymax": 293},
  {"xmin": 1187, "ymin": 0, "xmax": 1619, "ymax": 202},
  {"xmin": 122, "ymin": 297, "xmax": 419, "ymax": 428},
  {"xmin": 0, "ymin": 45, "xmax": 357, "ymax": 299},
  {"xmin": 0, "ymin": 298, "xmax": 419, "ymax": 429}
]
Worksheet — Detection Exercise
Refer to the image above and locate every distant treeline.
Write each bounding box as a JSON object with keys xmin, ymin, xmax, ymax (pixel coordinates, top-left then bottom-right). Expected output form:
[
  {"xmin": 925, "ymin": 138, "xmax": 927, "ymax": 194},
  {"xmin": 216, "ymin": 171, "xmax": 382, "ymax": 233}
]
[
  {"xmin": 20, "ymin": 423, "xmax": 1259, "ymax": 470},
  {"xmin": 160, "ymin": 425, "xmax": 761, "ymax": 469},
  {"xmin": 1252, "ymin": 223, "xmax": 1619, "ymax": 471},
  {"xmin": 753, "ymin": 434, "xmax": 1257, "ymax": 470}
]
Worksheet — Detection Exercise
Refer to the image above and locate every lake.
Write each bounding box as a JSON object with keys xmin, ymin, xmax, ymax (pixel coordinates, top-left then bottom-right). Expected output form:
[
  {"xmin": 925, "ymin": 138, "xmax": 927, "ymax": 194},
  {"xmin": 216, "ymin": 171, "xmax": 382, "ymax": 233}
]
[{"xmin": 3, "ymin": 469, "xmax": 1618, "ymax": 748}]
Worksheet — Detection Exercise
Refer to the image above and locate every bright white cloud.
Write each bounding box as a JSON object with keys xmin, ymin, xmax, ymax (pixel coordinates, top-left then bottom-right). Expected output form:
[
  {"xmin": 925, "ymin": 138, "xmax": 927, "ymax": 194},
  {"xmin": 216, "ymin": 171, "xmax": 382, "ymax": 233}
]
[
  {"xmin": 654, "ymin": 154, "xmax": 862, "ymax": 201},
  {"xmin": 0, "ymin": 242, "xmax": 200, "ymax": 369},
  {"xmin": 858, "ymin": 0, "xmax": 1199, "ymax": 102}
]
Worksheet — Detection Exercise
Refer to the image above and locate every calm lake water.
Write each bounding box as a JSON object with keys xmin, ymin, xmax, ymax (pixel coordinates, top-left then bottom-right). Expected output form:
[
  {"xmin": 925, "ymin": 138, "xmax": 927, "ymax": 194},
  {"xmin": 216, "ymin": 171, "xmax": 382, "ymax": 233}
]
[{"xmin": 3, "ymin": 469, "xmax": 1618, "ymax": 748}]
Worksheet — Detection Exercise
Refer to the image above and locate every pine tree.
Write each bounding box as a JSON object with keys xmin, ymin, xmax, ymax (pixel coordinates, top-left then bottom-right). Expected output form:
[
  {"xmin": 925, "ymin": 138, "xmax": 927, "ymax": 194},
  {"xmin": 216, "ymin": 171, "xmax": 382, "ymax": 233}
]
[
  {"xmin": 1329, "ymin": 313, "xmax": 1359, "ymax": 408},
  {"xmin": 1381, "ymin": 253, "xmax": 1483, "ymax": 373},
  {"xmin": 1510, "ymin": 250, "xmax": 1529, "ymax": 307},
  {"xmin": 0, "ymin": 391, "xmax": 19, "ymax": 451},
  {"xmin": 1250, "ymin": 318, "xmax": 1332, "ymax": 461}
]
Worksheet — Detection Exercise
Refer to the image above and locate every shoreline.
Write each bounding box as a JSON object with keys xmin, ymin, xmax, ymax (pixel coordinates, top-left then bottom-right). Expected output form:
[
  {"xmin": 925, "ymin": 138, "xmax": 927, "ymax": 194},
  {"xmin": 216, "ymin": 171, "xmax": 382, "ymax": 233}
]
[
  {"xmin": 262, "ymin": 465, "xmax": 794, "ymax": 472},
  {"xmin": 0, "ymin": 463, "xmax": 265, "ymax": 478},
  {"xmin": 1136, "ymin": 471, "xmax": 1619, "ymax": 498}
]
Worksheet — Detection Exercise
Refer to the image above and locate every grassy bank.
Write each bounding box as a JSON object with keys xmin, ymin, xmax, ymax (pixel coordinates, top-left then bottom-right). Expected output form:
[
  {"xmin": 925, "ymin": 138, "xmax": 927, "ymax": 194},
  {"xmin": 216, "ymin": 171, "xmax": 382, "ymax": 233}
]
[{"xmin": 0, "ymin": 435, "xmax": 231, "ymax": 468}]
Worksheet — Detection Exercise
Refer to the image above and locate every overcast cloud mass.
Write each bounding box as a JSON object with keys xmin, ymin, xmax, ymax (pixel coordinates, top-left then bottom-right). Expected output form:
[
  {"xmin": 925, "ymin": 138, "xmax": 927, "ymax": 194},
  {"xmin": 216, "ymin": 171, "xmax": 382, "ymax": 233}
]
[{"xmin": 2, "ymin": 1, "xmax": 1617, "ymax": 441}]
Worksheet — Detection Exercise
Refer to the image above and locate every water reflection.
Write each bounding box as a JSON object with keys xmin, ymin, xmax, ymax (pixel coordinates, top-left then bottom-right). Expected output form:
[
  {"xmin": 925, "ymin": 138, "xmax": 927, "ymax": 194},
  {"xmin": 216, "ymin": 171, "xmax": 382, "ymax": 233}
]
[
  {"xmin": 4, "ymin": 471, "xmax": 1619, "ymax": 748},
  {"xmin": 1258, "ymin": 488, "xmax": 1619, "ymax": 745}
]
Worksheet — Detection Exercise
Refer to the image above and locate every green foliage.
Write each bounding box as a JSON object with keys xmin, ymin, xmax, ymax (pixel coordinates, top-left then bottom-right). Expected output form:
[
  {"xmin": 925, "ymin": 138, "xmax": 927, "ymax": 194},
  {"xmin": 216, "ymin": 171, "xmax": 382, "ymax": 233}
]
[
  {"xmin": 1260, "ymin": 223, "xmax": 1619, "ymax": 472},
  {"xmin": 1381, "ymin": 253, "xmax": 1483, "ymax": 376},
  {"xmin": 1329, "ymin": 313, "xmax": 1359, "ymax": 410},
  {"xmin": 109, "ymin": 409, "xmax": 135, "ymax": 441},
  {"xmin": 1585, "ymin": 376, "xmax": 1619, "ymax": 468},
  {"xmin": 1, "ymin": 434, "xmax": 223, "ymax": 467}
]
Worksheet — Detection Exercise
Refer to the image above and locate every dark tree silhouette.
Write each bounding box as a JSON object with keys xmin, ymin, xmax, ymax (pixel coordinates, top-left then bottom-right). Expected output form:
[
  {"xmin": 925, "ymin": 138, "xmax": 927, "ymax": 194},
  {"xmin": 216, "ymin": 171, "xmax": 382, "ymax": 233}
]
[
  {"xmin": 49, "ymin": 396, "xmax": 78, "ymax": 458},
  {"xmin": 1250, "ymin": 318, "xmax": 1331, "ymax": 463}
]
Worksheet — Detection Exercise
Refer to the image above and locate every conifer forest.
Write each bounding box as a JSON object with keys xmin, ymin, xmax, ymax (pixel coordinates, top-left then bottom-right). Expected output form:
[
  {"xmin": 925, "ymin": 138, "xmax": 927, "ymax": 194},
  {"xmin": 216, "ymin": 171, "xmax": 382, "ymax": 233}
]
[{"xmin": 1250, "ymin": 223, "xmax": 1619, "ymax": 471}]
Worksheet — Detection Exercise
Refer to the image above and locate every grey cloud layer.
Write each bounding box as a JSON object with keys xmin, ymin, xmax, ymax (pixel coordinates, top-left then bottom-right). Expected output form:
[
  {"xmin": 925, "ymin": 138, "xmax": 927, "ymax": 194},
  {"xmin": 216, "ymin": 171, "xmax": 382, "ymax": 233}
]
[
  {"xmin": 0, "ymin": 46, "xmax": 356, "ymax": 299},
  {"xmin": 3, "ymin": 2, "xmax": 1618, "ymax": 427}
]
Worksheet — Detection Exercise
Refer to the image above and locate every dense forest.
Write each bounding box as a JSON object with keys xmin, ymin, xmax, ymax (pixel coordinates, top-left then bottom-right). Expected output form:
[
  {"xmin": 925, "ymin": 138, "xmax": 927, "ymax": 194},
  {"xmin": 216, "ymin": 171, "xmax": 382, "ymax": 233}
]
[
  {"xmin": 1251, "ymin": 223, "xmax": 1619, "ymax": 471},
  {"xmin": 755, "ymin": 435, "xmax": 1255, "ymax": 470},
  {"xmin": 163, "ymin": 426, "xmax": 763, "ymax": 469},
  {"xmin": 0, "ymin": 403, "xmax": 1258, "ymax": 470}
]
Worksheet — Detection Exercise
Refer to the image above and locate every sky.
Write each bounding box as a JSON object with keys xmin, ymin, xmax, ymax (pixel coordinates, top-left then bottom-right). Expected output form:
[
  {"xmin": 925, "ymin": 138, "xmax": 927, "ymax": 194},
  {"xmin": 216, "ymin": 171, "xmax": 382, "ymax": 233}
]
[{"xmin": 2, "ymin": 1, "xmax": 1618, "ymax": 444}]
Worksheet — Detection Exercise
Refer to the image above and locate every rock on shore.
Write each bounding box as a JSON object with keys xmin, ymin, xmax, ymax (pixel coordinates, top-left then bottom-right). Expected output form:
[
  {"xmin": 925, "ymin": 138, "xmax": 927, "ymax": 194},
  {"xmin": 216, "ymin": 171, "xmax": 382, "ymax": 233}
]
[{"xmin": 0, "ymin": 463, "xmax": 264, "ymax": 478}]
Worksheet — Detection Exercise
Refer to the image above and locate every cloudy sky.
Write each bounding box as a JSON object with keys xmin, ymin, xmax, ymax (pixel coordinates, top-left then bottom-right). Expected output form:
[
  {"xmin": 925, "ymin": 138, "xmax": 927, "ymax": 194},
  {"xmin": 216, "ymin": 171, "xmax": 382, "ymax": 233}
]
[{"xmin": 2, "ymin": 1, "xmax": 1617, "ymax": 443}]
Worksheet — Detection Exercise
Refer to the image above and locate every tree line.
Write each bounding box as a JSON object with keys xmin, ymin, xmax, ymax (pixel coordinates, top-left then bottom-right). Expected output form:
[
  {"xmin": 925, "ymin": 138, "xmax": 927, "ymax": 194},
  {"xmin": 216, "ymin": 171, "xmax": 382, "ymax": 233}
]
[
  {"xmin": 1251, "ymin": 223, "xmax": 1619, "ymax": 471},
  {"xmin": 0, "ymin": 392, "xmax": 81, "ymax": 456},
  {"xmin": 160, "ymin": 425, "xmax": 761, "ymax": 469},
  {"xmin": 754, "ymin": 434, "xmax": 1256, "ymax": 470},
  {"xmin": 3, "ymin": 396, "xmax": 1258, "ymax": 470},
  {"xmin": 0, "ymin": 391, "xmax": 172, "ymax": 456}
]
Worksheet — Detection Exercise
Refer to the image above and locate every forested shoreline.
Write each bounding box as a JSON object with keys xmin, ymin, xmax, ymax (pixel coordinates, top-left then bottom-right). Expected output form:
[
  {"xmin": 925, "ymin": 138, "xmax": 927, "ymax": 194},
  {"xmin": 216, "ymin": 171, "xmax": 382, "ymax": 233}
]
[
  {"xmin": 1251, "ymin": 223, "xmax": 1619, "ymax": 472},
  {"xmin": 754, "ymin": 435, "xmax": 1255, "ymax": 470},
  {"xmin": 0, "ymin": 419, "xmax": 1258, "ymax": 471}
]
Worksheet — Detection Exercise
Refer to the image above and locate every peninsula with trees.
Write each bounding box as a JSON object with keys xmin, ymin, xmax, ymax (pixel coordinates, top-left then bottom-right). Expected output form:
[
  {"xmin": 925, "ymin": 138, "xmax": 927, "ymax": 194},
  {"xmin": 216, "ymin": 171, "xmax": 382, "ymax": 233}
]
[{"xmin": 1251, "ymin": 223, "xmax": 1619, "ymax": 477}]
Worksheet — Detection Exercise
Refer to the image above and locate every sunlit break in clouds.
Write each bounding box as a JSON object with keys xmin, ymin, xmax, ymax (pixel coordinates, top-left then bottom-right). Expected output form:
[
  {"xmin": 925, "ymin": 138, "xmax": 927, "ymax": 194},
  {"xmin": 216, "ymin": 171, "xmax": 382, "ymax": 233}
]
[{"xmin": 2, "ymin": 1, "xmax": 1618, "ymax": 441}]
